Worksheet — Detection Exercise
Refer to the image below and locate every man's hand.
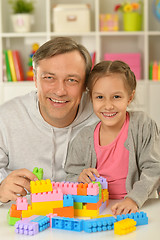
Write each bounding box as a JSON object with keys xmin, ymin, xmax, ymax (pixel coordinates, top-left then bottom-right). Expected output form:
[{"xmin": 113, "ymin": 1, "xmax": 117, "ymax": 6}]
[
  {"xmin": 78, "ymin": 168, "xmax": 100, "ymax": 183},
  {"xmin": 111, "ymin": 197, "xmax": 138, "ymax": 215},
  {"xmin": 0, "ymin": 168, "xmax": 38, "ymax": 203}
]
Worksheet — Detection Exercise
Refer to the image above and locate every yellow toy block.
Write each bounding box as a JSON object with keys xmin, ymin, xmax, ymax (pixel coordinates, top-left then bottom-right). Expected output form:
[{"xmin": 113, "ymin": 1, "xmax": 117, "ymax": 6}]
[
  {"xmin": 30, "ymin": 179, "xmax": 52, "ymax": 193},
  {"xmin": 31, "ymin": 201, "xmax": 63, "ymax": 216},
  {"xmin": 90, "ymin": 214, "xmax": 113, "ymax": 219},
  {"xmin": 74, "ymin": 208, "xmax": 99, "ymax": 217},
  {"xmin": 22, "ymin": 205, "xmax": 33, "ymax": 218},
  {"xmin": 102, "ymin": 189, "xmax": 109, "ymax": 202},
  {"xmin": 114, "ymin": 218, "xmax": 136, "ymax": 235}
]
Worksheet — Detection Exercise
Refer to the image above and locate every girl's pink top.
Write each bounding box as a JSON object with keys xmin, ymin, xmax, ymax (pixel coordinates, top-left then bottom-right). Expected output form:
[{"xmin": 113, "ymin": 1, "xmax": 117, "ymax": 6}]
[{"xmin": 94, "ymin": 113, "xmax": 129, "ymax": 199}]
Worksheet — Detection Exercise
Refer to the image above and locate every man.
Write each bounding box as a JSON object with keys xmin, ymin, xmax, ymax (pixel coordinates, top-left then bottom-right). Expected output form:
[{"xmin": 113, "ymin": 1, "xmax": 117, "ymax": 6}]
[{"xmin": 0, "ymin": 37, "xmax": 97, "ymax": 203}]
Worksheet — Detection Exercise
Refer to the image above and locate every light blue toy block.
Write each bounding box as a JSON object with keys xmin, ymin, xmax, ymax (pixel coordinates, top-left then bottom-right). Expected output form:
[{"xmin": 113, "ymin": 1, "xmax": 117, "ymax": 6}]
[
  {"xmin": 31, "ymin": 216, "xmax": 50, "ymax": 232},
  {"xmin": 83, "ymin": 217, "xmax": 116, "ymax": 233},
  {"xmin": 51, "ymin": 216, "xmax": 84, "ymax": 232},
  {"xmin": 116, "ymin": 211, "xmax": 148, "ymax": 226},
  {"xmin": 63, "ymin": 194, "xmax": 74, "ymax": 207},
  {"xmin": 72, "ymin": 194, "xmax": 99, "ymax": 203}
]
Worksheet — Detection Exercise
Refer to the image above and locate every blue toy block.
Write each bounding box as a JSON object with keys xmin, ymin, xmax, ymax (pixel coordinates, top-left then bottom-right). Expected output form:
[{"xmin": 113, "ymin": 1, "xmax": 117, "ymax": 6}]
[
  {"xmin": 116, "ymin": 211, "xmax": 148, "ymax": 226},
  {"xmin": 51, "ymin": 216, "xmax": 84, "ymax": 232},
  {"xmin": 31, "ymin": 216, "xmax": 50, "ymax": 232},
  {"xmin": 63, "ymin": 194, "xmax": 74, "ymax": 207},
  {"xmin": 83, "ymin": 217, "xmax": 116, "ymax": 233},
  {"xmin": 72, "ymin": 194, "xmax": 99, "ymax": 203}
]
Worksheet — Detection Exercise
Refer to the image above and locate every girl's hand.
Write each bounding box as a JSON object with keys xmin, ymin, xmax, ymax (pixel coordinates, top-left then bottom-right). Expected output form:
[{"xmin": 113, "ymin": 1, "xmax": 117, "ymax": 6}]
[
  {"xmin": 78, "ymin": 168, "xmax": 100, "ymax": 183},
  {"xmin": 111, "ymin": 197, "xmax": 138, "ymax": 215}
]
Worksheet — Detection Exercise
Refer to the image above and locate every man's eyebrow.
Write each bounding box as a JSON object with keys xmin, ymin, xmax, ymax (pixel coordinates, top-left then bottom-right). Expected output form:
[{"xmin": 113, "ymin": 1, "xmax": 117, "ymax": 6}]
[
  {"xmin": 67, "ymin": 74, "xmax": 81, "ymax": 80},
  {"xmin": 41, "ymin": 72, "xmax": 56, "ymax": 76}
]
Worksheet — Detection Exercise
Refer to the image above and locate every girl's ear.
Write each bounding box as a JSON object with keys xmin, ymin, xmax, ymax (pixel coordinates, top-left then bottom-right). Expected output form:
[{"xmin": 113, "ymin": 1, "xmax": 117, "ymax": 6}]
[{"xmin": 128, "ymin": 90, "xmax": 135, "ymax": 105}]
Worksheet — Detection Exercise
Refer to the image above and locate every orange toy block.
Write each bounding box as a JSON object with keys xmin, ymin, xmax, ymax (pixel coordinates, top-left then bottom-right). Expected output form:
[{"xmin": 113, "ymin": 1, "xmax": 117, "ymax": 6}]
[
  {"xmin": 10, "ymin": 204, "xmax": 22, "ymax": 218},
  {"xmin": 77, "ymin": 183, "xmax": 88, "ymax": 195},
  {"xmin": 86, "ymin": 198, "xmax": 102, "ymax": 210},
  {"xmin": 53, "ymin": 206, "xmax": 74, "ymax": 218}
]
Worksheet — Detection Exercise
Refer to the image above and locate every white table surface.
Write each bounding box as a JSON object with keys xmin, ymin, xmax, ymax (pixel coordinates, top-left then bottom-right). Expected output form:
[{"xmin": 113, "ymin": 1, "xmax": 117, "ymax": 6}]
[{"xmin": 0, "ymin": 198, "xmax": 160, "ymax": 240}]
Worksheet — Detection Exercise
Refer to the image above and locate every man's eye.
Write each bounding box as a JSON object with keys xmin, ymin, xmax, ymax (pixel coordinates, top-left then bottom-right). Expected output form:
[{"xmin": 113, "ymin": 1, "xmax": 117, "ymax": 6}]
[
  {"xmin": 114, "ymin": 95, "xmax": 121, "ymax": 99},
  {"xmin": 68, "ymin": 79, "xmax": 77, "ymax": 82}
]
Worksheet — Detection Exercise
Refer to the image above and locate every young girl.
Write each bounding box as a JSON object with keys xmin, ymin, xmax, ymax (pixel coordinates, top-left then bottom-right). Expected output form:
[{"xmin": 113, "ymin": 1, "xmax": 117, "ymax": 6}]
[{"xmin": 64, "ymin": 60, "xmax": 160, "ymax": 215}]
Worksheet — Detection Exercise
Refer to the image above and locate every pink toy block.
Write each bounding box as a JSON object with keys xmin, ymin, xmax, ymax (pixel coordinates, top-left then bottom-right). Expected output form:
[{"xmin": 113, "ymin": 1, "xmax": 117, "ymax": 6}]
[
  {"xmin": 31, "ymin": 188, "xmax": 63, "ymax": 203},
  {"xmin": 52, "ymin": 181, "xmax": 78, "ymax": 195},
  {"xmin": 87, "ymin": 183, "xmax": 99, "ymax": 196},
  {"xmin": 47, "ymin": 213, "xmax": 57, "ymax": 227},
  {"xmin": 16, "ymin": 197, "xmax": 28, "ymax": 210}
]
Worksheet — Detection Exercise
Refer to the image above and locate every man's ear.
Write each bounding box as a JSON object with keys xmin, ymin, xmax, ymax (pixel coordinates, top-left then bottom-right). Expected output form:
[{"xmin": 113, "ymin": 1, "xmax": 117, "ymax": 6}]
[
  {"xmin": 33, "ymin": 72, "xmax": 37, "ymax": 88},
  {"xmin": 128, "ymin": 90, "xmax": 135, "ymax": 105}
]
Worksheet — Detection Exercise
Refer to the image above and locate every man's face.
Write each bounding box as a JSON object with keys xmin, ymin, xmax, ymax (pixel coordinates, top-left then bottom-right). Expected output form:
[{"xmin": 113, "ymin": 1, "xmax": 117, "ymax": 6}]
[{"xmin": 34, "ymin": 51, "xmax": 86, "ymax": 127}]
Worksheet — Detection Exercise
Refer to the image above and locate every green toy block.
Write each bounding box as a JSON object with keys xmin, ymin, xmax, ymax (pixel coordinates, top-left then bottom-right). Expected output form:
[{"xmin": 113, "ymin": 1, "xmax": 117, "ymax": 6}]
[
  {"xmin": 7, "ymin": 210, "xmax": 20, "ymax": 226},
  {"xmin": 33, "ymin": 167, "xmax": 43, "ymax": 180},
  {"xmin": 74, "ymin": 202, "xmax": 83, "ymax": 209}
]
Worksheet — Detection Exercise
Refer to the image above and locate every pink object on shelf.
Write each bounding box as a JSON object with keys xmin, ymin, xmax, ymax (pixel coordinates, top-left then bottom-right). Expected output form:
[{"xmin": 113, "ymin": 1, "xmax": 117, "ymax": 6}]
[{"xmin": 104, "ymin": 53, "xmax": 141, "ymax": 80}]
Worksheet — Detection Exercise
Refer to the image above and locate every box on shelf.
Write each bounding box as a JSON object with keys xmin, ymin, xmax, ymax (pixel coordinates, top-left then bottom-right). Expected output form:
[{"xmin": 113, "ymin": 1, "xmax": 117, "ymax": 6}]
[
  {"xmin": 53, "ymin": 4, "xmax": 91, "ymax": 32},
  {"xmin": 100, "ymin": 14, "xmax": 118, "ymax": 31},
  {"xmin": 104, "ymin": 53, "xmax": 141, "ymax": 80}
]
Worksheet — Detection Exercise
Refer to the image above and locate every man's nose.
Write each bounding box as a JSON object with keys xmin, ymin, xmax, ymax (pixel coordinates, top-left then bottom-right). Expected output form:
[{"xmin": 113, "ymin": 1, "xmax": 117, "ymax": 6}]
[{"xmin": 55, "ymin": 81, "xmax": 67, "ymax": 96}]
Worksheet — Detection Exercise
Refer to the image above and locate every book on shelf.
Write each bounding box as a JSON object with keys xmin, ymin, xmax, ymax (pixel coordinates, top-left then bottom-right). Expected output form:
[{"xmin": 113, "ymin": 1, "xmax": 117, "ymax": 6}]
[
  {"xmin": 3, "ymin": 50, "xmax": 24, "ymax": 82},
  {"xmin": 2, "ymin": 52, "xmax": 8, "ymax": 82},
  {"xmin": 3, "ymin": 50, "xmax": 12, "ymax": 82},
  {"xmin": 7, "ymin": 50, "xmax": 17, "ymax": 82}
]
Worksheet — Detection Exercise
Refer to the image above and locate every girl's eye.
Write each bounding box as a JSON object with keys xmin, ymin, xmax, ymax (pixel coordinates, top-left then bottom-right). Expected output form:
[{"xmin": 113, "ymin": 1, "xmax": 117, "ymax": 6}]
[{"xmin": 97, "ymin": 96, "xmax": 103, "ymax": 99}]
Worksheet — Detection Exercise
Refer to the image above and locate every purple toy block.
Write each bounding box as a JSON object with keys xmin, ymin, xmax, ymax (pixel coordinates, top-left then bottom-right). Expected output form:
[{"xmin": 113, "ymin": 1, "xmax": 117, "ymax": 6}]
[
  {"xmin": 99, "ymin": 201, "xmax": 107, "ymax": 214},
  {"xmin": 87, "ymin": 183, "xmax": 99, "ymax": 196},
  {"xmin": 31, "ymin": 188, "xmax": 63, "ymax": 202},
  {"xmin": 16, "ymin": 197, "xmax": 28, "ymax": 210},
  {"xmin": 15, "ymin": 220, "xmax": 39, "ymax": 235},
  {"xmin": 94, "ymin": 176, "xmax": 108, "ymax": 189}
]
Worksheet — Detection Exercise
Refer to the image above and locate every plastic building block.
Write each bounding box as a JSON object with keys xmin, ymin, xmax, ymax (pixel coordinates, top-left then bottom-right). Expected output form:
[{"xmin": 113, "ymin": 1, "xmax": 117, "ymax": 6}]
[
  {"xmin": 99, "ymin": 201, "xmax": 107, "ymax": 214},
  {"xmin": 22, "ymin": 205, "xmax": 33, "ymax": 218},
  {"xmin": 51, "ymin": 216, "xmax": 84, "ymax": 232},
  {"xmin": 102, "ymin": 189, "xmax": 109, "ymax": 203},
  {"xmin": 53, "ymin": 206, "xmax": 74, "ymax": 218},
  {"xmin": 30, "ymin": 179, "xmax": 53, "ymax": 194},
  {"xmin": 33, "ymin": 167, "xmax": 43, "ymax": 180},
  {"xmin": 83, "ymin": 217, "xmax": 116, "ymax": 233},
  {"xmin": 90, "ymin": 214, "xmax": 113, "ymax": 219},
  {"xmin": 74, "ymin": 208, "xmax": 100, "ymax": 217},
  {"xmin": 31, "ymin": 201, "xmax": 63, "ymax": 215},
  {"xmin": 74, "ymin": 202, "xmax": 83, "ymax": 209},
  {"xmin": 15, "ymin": 220, "xmax": 39, "ymax": 235},
  {"xmin": 63, "ymin": 194, "xmax": 74, "ymax": 207},
  {"xmin": 52, "ymin": 182, "xmax": 78, "ymax": 195},
  {"xmin": 72, "ymin": 194, "xmax": 99, "ymax": 203},
  {"xmin": 94, "ymin": 176, "xmax": 108, "ymax": 189},
  {"xmin": 31, "ymin": 188, "xmax": 63, "ymax": 202},
  {"xmin": 7, "ymin": 210, "xmax": 21, "ymax": 226},
  {"xmin": 116, "ymin": 211, "xmax": 148, "ymax": 226},
  {"xmin": 114, "ymin": 218, "xmax": 136, "ymax": 235},
  {"xmin": 47, "ymin": 213, "xmax": 57, "ymax": 227},
  {"xmin": 77, "ymin": 183, "xmax": 88, "ymax": 195},
  {"xmin": 86, "ymin": 199, "xmax": 102, "ymax": 210},
  {"xmin": 30, "ymin": 216, "xmax": 50, "ymax": 232},
  {"xmin": 10, "ymin": 204, "xmax": 22, "ymax": 218},
  {"xmin": 87, "ymin": 183, "xmax": 99, "ymax": 196},
  {"xmin": 16, "ymin": 197, "xmax": 28, "ymax": 210}
]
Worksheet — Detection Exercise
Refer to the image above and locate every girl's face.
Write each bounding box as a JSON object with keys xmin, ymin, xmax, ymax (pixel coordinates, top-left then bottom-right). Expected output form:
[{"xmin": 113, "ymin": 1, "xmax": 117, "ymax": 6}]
[{"xmin": 92, "ymin": 74, "xmax": 135, "ymax": 131}]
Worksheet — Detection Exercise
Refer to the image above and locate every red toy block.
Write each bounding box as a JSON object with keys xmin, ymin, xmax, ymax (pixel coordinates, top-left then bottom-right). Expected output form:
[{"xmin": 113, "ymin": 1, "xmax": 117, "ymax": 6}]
[
  {"xmin": 16, "ymin": 197, "xmax": 28, "ymax": 210},
  {"xmin": 77, "ymin": 183, "xmax": 88, "ymax": 196},
  {"xmin": 53, "ymin": 206, "xmax": 74, "ymax": 218},
  {"xmin": 86, "ymin": 198, "xmax": 102, "ymax": 210},
  {"xmin": 10, "ymin": 204, "xmax": 22, "ymax": 218},
  {"xmin": 87, "ymin": 183, "xmax": 99, "ymax": 196}
]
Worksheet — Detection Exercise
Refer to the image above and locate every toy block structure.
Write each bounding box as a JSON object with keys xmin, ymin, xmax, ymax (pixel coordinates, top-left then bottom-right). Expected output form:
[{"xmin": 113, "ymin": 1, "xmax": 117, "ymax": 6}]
[
  {"xmin": 16, "ymin": 197, "xmax": 28, "ymax": 210},
  {"xmin": 114, "ymin": 218, "xmax": 136, "ymax": 235}
]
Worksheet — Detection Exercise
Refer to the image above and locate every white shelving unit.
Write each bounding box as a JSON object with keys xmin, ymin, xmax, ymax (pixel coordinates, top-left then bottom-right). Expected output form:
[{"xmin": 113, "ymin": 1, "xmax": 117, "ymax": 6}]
[{"xmin": 0, "ymin": 0, "xmax": 160, "ymax": 125}]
